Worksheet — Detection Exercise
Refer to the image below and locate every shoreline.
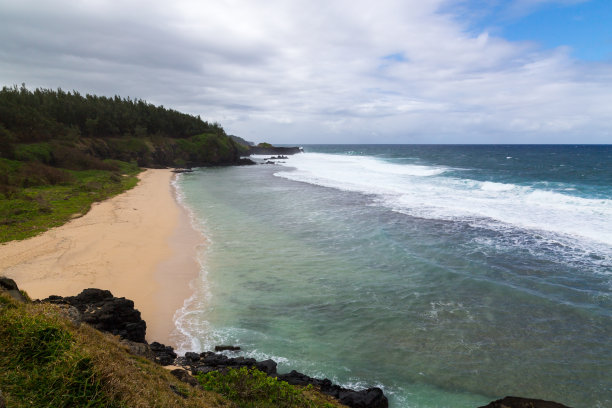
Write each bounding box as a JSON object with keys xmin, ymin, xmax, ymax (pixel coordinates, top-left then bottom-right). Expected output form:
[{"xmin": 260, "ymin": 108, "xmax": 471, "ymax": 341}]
[
  {"xmin": 0, "ymin": 168, "xmax": 202, "ymax": 347},
  {"xmin": 154, "ymin": 176, "xmax": 204, "ymax": 346}
]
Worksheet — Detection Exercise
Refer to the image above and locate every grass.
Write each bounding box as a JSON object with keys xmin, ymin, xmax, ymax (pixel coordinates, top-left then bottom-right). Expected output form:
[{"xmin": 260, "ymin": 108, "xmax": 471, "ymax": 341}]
[
  {"xmin": 197, "ymin": 367, "xmax": 344, "ymax": 408},
  {"xmin": 0, "ymin": 292, "xmax": 348, "ymax": 407},
  {"xmin": 0, "ymin": 292, "xmax": 234, "ymax": 408},
  {"xmin": 0, "ymin": 159, "xmax": 141, "ymax": 243},
  {"xmin": 0, "ymin": 295, "xmax": 114, "ymax": 407},
  {"xmin": 1, "ymin": 313, "xmax": 108, "ymax": 406}
]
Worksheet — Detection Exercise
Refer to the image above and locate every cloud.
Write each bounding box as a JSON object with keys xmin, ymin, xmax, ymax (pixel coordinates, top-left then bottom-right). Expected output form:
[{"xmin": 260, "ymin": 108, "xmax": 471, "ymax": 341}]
[{"xmin": 0, "ymin": 0, "xmax": 610, "ymax": 143}]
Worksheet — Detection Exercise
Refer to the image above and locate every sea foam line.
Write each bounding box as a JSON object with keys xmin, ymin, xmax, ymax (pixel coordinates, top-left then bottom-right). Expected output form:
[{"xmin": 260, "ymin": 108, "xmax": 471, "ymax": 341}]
[
  {"xmin": 170, "ymin": 172, "xmax": 215, "ymax": 354},
  {"xmin": 274, "ymin": 153, "xmax": 612, "ymax": 248}
]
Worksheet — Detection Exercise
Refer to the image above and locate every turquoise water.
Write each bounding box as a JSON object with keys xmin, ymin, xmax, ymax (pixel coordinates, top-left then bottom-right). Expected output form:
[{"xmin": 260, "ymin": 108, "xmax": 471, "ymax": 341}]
[{"xmin": 174, "ymin": 145, "xmax": 612, "ymax": 408}]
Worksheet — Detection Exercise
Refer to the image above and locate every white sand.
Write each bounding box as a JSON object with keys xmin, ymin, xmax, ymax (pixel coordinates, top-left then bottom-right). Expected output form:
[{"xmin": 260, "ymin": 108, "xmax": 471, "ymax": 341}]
[{"xmin": 0, "ymin": 169, "xmax": 202, "ymax": 346}]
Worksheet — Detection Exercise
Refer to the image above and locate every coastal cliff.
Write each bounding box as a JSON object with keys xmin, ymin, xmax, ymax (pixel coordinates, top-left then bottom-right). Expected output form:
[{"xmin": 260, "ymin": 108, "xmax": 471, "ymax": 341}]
[
  {"xmin": 0, "ymin": 278, "xmax": 382, "ymax": 408},
  {"xmin": 0, "ymin": 277, "xmax": 571, "ymax": 408},
  {"xmin": 0, "ymin": 85, "xmax": 249, "ymax": 169}
]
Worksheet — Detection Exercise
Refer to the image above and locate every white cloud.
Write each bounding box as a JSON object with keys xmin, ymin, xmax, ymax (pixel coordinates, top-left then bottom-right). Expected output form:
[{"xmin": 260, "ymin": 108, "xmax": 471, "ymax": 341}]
[{"xmin": 0, "ymin": 0, "xmax": 610, "ymax": 143}]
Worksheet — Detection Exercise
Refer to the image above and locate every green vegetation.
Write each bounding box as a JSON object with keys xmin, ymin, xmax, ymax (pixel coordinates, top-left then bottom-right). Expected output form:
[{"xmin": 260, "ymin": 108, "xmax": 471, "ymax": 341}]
[
  {"xmin": 198, "ymin": 367, "xmax": 342, "ymax": 408},
  {"xmin": 0, "ymin": 84, "xmax": 247, "ymax": 168},
  {"xmin": 0, "ymin": 84, "xmax": 219, "ymax": 143},
  {"xmin": 0, "ymin": 158, "xmax": 140, "ymax": 242},
  {"xmin": 0, "ymin": 291, "xmax": 236, "ymax": 407},
  {"xmin": 0, "ymin": 84, "xmax": 254, "ymax": 242},
  {"xmin": 0, "ymin": 296, "xmax": 112, "ymax": 407},
  {"xmin": 0, "ymin": 292, "xmax": 234, "ymax": 408},
  {"xmin": 176, "ymin": 133, "xmax": 238, "ymax": 165},
  {"xmin": 0, "ymin": 291, "xmax": 345, "ymax": 407}
]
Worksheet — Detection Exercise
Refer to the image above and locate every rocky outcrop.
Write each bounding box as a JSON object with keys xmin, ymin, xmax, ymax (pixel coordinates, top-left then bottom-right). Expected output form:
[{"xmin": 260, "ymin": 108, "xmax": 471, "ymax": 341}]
[
  {"xmin": 478, "ymin": 396, "xmax": 571, "ymax": 408},
  {"xmin": 0, "ymin": 279, "xmax": 571, "ymax": 408},
  {"xmin": 236, "ymin": 158, "xmax": 256, "ymax": 165},
  {"xmin": 44, "ymin": 289, "xmax": 147, "ymax": 343},
  {"xmin": 168, "ymin": 347, "xmax": 387, "ymax": 408},
  {"xmin": 0, "ymin": 277, "xmax": 28, "ymax": 303},
  {"xmin": 215, "ymin": 345, "xmax": 241, "ymax": 352},
  {"xmin": 149, "ymin": 341, "xmax": 178, "ymax": 365},
  {"xmin": 148, "ymin": 342, "xmax": 387, "ymax": 408},
  {"xmin": 277, "ymin": 370, "xmax": 388, "ymax": 408},
  {"xmin": 180, "ymin": 350, "xmax": 278, "ymax": 376},
  {"xmin": 246, "ymin": 146, "xmax": 303, "ymax": 155}
]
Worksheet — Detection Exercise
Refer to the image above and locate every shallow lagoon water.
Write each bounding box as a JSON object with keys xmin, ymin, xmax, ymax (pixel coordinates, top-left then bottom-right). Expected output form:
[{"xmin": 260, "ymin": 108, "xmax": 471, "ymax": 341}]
[{"xmin": 175, "ymin": 145, "xmax": 612, "ymax": 408}]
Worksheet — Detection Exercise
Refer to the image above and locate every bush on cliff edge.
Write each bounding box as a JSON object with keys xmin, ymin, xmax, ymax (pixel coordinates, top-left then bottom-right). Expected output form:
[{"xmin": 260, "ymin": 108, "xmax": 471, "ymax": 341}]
[
  {"xmin": 0, "ymin": 292, "xmax": 233, "ymax": 408},
  {"xmin": 0, "ymin": 291, "xmax": 348, "ymax": 408}
]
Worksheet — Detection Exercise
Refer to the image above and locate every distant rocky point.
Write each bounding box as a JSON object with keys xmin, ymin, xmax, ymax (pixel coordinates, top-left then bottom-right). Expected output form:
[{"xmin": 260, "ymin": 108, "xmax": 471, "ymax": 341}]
[
  {"xmin": 229, "ymin": 135, "xmax": 255, "ymax": 147},
  {"xmin": 246, "ymin": 143, "xmax": 303, "ymax": 156}
]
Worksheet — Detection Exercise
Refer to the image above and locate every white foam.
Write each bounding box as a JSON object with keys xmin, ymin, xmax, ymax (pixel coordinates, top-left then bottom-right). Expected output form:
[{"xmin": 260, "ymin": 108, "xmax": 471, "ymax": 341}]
[
  {"xmin": 171, "ymin": 174, "xmax": 216, "ymax": 354},
  {"xmin": 274, "ymin": 153, "xmax": 612, "ymax": 248},
  {"xmin": 479, "ymin": 181, "xmax": 515, "ymax": 192}
]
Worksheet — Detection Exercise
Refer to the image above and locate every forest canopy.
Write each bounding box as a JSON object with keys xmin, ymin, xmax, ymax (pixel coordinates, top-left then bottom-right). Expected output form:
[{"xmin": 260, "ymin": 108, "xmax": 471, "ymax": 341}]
[
  {"xmin": 0, "ymin": 84, "xmax": 248, "ymax": 168},
  {"xmin": 0, "ymin": 84, "xmax": 222, "ymax": 142},
  {"xmin": 0, "ymin": 84, "xmax": 251, "ymax": 242}
]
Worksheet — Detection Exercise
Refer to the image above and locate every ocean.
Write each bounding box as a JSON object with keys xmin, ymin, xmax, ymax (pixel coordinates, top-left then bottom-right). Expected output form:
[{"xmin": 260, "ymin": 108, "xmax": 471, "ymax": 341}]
[{"xmin": 173, "ymin": 145, "xmax": 612, "ymax": 408}]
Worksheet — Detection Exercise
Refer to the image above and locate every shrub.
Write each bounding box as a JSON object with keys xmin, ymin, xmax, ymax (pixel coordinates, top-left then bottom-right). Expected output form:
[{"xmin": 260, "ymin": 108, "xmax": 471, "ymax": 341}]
[
  {"xmin": 176, "ymin": 133, "xmax": 236, "ymax": 164},
  {"xmin": 198, "ymin": 366, "xmax": 333, "ymax": 408},
  {"xmin": 0, "ymin": 123, "xmax": 15, "ymax": 158},
  {"xmin": 51, "ymin": 144, "xmax": 117, "ymax": 171},
  {"xmin": 13, "ymin": 143, "xmax": 53, "ymax": 163},
  {"xmin": 20, "ymin": 161, "xmax": 74, "ymax": 187}
]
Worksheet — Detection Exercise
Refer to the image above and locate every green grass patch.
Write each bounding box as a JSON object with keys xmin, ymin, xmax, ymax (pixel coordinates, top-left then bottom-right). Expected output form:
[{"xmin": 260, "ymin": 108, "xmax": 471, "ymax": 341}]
[
  {"xmin": 197, "ymin": 367, "xmax": 341, "ymax": 408},
  {"xmin": 0, "ymin": 160, "xmax": 141, "ymax": 243},
  {"xmin": 0, "ymin": 291, "xmax": 343, "ymax": 408},
  {"xmin": 0, "ymin": 297, "xmax": 112, "ymax": 407},
  {"xmin": 0, "ymin": 292, "xmax": 236, "ymax": 408}
]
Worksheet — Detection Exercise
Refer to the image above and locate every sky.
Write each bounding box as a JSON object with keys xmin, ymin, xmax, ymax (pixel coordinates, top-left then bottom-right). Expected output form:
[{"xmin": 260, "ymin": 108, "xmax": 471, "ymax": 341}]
[{"xmin": 1, "ymin": 0, "xmax": 611, "ymax": 144}]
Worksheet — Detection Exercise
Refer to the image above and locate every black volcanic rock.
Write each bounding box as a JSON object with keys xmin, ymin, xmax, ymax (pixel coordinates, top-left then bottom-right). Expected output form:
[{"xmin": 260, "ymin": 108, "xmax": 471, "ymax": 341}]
[
  {"xmin": 178, "ymin": 350, "xmax": 386, "ymax": 408},
  {"xmin": 255, "ymin": 359, "xmax": 277, "ymax": 375},
  {"xmin": 338, "ymin": 387, "xmax": 388, "ymax": 408},
  {"xmin": 237, "ymin": 158, "xmax": 256, "ymax": 165},
  {"xmin": 215, "ymin": 345, "xmax": 241, "ymax": 352},
  {"xmin": 43, "ymin": 288, "xmax": 146, "ymax": 343},
  {"xmin": 0, "ymin": 276, "xmax": 28, "ymax": 303},
  {"xmin": 478, "ymin": 396, "xmax": 572, "ymax": 408},
  {"xmin": 277, "ymin": 370, "xmax": 388, "ymax": 408},
  {"xmin": 187, "ymin": 351, "xmax": 272, "ymax": 377},
  {"xmin": 184, "ymin": 351, "xmax": 200, "ymax": 362},
  {"xmin": 149, "ymin": 342, "xmax": 178, "ymax": 366}
]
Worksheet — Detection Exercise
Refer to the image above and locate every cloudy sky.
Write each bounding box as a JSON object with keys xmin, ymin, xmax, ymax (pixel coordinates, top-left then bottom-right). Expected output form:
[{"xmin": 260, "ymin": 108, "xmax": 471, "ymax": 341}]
[{"xmin": 1, "ymin": 0, "xmax": 611, "ymax": 144}]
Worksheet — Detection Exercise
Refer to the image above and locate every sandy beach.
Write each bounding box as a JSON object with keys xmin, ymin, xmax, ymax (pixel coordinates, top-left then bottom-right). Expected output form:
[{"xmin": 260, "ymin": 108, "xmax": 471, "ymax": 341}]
[{"xmin": 0, "ymin": 168, "xmax": 202, "ymax": 346}]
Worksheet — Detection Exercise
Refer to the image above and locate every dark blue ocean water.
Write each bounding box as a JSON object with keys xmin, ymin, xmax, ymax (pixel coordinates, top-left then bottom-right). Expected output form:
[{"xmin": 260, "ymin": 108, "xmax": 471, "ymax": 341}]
[{"xmin": 175, "ymin": 145, "xmax": 612, "ymax": 408}]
